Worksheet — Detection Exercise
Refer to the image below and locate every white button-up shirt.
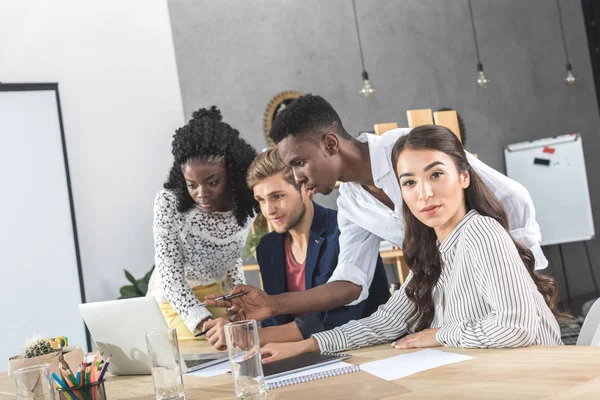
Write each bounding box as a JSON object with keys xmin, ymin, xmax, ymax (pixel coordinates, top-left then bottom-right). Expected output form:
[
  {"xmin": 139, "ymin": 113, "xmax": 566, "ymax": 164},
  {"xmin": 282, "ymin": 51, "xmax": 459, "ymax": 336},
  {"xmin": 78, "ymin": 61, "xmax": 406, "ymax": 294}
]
[{"xmin": 328, "ymin": 129, "xmax": 547, "ymax": 305}]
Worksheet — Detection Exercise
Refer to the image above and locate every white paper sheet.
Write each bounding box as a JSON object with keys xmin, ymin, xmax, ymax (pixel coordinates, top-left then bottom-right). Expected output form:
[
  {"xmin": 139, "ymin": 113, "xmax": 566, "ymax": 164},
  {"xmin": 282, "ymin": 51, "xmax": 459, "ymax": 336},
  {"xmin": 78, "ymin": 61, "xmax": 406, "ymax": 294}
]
[
  {"xmin": 187, "ymin": 362, "xmax": 231, "ymax": 378},
  {"xmin": 360, "ymin": 349, "xmax": 473, "ymax": 381}
]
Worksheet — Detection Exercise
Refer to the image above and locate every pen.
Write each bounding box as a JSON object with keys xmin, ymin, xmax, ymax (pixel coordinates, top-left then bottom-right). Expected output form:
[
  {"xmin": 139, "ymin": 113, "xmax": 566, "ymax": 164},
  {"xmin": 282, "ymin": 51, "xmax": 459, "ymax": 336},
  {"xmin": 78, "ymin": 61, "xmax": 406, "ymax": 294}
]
[
  {"xmin": 194, "ymin": 318, "xmax": 234, "ymax": 337},
  {"xmin": 195, "ymin": 329, "xmax": 208, "ymax": 337},
  {"xmin": 200, "ymin": 291, "xmax": 245, "ymax": 306}
]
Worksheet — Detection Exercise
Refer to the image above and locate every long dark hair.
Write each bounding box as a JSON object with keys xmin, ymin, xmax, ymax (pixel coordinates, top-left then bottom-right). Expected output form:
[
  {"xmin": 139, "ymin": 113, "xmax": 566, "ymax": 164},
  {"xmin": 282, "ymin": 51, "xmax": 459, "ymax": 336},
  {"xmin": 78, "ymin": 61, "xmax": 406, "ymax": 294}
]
[
  {"xmin": 164, "ymin": 106, "xmax": 258, "ymax": 226},
  {"xmin": 391, "ymin": 125, "xmax": 564, "ymax": 332}
]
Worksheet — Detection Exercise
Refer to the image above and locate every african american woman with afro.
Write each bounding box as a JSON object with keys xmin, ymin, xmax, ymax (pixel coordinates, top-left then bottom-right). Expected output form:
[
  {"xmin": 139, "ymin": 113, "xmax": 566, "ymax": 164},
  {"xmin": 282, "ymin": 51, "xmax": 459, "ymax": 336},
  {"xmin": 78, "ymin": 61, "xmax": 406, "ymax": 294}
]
[{"xmin": 147, "ymin": 106, "xmax": 259, "ymax": 340}]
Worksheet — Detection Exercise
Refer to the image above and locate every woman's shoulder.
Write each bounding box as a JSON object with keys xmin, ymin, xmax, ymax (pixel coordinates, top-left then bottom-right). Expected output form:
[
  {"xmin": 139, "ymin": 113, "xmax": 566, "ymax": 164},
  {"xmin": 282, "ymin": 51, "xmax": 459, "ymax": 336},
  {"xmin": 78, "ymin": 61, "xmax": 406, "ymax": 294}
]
[
  {"xmin": 463, "ymin": 212, "xmax": 514, "ymax": 250},
  {"xmin": 153, "ymin": 189, "xmax": 186, "ymax": 221},
  {"xmin": 154, "ymin": 189, "xmax": 179, "ymax": 208},
  {"xmin": 155, "ymin": 188, "xmax": 176, "ymax": 202}
]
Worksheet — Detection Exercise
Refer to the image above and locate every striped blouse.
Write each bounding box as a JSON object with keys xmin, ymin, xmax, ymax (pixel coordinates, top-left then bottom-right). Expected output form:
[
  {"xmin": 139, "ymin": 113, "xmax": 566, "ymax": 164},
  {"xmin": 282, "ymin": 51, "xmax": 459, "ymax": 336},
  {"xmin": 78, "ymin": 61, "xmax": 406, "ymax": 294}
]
[{"xmin": 313, "ymin": 210, "xmax": 562, "ymax": 352}]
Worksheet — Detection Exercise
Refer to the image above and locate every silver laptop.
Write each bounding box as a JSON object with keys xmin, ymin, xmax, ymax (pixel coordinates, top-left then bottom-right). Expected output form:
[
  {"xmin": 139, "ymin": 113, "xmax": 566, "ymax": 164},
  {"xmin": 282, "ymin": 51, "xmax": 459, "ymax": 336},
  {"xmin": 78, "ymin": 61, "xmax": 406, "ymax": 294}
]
[{"xmin": 78, "ymin": 296, "xmax": 229, "ymax": 375}]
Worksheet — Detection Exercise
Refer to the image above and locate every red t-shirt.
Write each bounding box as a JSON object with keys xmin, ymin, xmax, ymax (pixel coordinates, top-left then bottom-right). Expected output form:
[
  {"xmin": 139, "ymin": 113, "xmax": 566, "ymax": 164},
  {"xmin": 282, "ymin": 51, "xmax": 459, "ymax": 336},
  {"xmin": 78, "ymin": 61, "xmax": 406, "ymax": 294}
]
[{"xmin": 284, "ymin": 234, "xmax": 306, "ymax": 298}]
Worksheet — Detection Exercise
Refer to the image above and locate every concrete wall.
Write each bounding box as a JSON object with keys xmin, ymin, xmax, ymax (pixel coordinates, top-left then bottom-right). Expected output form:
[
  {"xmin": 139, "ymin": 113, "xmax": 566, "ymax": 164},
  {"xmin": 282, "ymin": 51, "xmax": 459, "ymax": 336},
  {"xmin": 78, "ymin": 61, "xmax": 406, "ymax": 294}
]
[{"xmin": 169, "ymin": 0, "xmax": 600, "ymax": 314}]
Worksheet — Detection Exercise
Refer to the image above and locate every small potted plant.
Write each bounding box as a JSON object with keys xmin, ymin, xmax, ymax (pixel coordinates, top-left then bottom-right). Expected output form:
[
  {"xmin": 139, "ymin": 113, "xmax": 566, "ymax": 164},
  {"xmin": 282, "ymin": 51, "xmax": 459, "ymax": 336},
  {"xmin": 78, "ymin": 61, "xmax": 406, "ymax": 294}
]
[
  {"xmin": 8, "ymin": 335, "xmax": 83, "ymax": 379},
  {"xmin": 119, "ymin": 266, "xmax": 155, "ymax": 299}
]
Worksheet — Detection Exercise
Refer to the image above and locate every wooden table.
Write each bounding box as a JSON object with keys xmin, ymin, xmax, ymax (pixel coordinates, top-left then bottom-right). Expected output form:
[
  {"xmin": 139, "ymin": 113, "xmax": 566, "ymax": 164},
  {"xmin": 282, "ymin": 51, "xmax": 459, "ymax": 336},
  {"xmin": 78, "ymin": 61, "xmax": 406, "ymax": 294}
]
[{"xmin": 2, "ymin": 343, "xmax": 600, "ymax": 399}]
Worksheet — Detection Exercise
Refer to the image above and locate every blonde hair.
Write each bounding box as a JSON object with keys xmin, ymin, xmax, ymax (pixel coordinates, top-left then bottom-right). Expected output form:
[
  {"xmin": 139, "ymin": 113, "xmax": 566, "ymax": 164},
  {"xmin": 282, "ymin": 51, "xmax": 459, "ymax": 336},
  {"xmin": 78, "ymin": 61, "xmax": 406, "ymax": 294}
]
[{"xmin": 247, "ymin": 147, "xmax": 298, "ymax": 190}]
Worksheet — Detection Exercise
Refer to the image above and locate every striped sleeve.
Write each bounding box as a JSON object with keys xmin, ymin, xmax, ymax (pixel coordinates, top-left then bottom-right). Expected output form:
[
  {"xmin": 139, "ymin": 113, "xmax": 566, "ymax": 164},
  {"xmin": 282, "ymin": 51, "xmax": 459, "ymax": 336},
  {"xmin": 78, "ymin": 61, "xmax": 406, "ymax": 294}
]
[
  {"xmin": 436, "ymin": 217, "xmax": 540, "ymax": 348},
  {"xmin": 312, "ymin": 274, "xmax": 414, "ymax": 353}
]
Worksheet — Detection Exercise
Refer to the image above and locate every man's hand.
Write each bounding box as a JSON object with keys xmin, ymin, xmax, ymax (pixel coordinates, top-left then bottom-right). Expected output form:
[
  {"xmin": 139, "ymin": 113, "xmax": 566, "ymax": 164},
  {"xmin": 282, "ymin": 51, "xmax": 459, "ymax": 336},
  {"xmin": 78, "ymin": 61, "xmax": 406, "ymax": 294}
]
[
  {"xmin": 203, "ymin": 318, "xmax": 229, "ymax": 351},
  {"xmin": 260, "ymin": 338, "xmax": 319, "ymax": 364},
  {"xmin": 391, "ymin": 328, "xmax": 441, "ymax": 349},
  {"xmin": 204, "ymin": 285, "xmax": 274, "ymax": 321}
]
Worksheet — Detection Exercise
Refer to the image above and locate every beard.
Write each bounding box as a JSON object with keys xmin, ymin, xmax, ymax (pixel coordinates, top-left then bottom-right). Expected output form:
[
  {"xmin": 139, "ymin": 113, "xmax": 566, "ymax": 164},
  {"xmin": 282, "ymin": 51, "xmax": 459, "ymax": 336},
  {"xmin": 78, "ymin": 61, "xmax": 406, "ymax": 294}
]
[{"xmin": 273, "ymin": 201, "xmax": 307, "ymax": 234}]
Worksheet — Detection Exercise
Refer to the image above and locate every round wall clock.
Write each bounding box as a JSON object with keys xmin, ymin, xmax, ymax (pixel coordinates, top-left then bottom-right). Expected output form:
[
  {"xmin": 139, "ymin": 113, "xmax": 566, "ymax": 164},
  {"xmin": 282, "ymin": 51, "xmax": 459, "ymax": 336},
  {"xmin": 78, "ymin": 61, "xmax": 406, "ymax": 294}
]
[{"xmin": 263, "ymin": 90, "xmax": 303, "ymax": 146}]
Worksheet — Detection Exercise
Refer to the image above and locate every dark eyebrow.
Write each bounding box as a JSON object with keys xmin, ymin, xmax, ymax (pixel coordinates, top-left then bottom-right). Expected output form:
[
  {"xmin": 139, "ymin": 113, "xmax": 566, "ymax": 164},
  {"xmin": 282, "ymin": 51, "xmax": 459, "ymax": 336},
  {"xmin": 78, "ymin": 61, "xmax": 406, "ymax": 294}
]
[
  {"xmin": 398, "ymin": 161, "xmax": 445, "ymax": 179},
  {"xmin": 424, "ymin": 161, "xmax": 444, "ymax": 171},
  {"xmin": 203, "ymin": 173, "xmax": 221, "ymax": 182}
]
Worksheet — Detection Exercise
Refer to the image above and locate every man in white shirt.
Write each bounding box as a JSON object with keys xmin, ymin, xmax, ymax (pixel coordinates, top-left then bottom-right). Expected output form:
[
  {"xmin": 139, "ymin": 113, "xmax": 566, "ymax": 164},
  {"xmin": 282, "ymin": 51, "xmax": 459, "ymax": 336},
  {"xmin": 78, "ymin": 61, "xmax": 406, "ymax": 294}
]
[{"xmin": 205, "ymin": 94, "xmax": 546, "ymax": 320}]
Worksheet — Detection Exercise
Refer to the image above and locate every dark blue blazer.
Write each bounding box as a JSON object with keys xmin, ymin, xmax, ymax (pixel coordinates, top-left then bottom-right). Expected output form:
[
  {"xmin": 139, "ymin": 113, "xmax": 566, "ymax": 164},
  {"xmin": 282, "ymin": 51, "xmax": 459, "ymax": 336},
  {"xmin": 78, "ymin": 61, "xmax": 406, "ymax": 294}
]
[{"xmin": 257, "ymin": 202, "xmax": 390, "ymax": 339}]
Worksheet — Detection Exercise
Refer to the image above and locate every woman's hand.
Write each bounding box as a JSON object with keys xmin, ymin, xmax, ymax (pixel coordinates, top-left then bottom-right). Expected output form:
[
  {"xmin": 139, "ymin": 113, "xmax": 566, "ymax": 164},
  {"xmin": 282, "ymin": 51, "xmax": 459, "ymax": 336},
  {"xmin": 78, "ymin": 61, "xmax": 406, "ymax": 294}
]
[
  {"xmin": 392, "ymin": 328, "xmax": 441, "ymax": 349},
  {"xmin": 195, "ymin": 316, "xmax": 213, "ymax": 334},
  {"xmin": 260, "ymin": 338, "xmax": 319, "ymax": 364},
  {"xmin": 203, "ymin": 318, "xmax": 229, "ymax": 350}
]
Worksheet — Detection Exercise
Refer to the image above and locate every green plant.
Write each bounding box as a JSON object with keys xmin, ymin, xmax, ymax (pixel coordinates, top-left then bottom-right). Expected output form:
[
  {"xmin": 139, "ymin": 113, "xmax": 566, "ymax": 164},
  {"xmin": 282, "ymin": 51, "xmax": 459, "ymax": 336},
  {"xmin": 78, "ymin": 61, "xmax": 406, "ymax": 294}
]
[
  {"xmin": 119, "ymin": 266, "xmax": 155, "ymax": 299},
  {"xmin": 244, "ymin": 214, "xmax": 269, "ymax": 259}
]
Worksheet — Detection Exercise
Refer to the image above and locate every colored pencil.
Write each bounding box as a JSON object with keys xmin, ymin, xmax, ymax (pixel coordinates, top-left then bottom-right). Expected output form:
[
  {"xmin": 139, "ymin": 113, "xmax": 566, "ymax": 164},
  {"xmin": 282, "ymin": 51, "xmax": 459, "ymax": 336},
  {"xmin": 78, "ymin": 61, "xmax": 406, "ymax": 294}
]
[
  {"xmin": 51, "ymin": 372, "xmax": 68, "ymax": 388},
  {"xmin": 97, "ymin": 356, "xmax": 111, "ymax": 382},
  {"xmin": 59, "ymin": 368, "xmax": 86, "ymax": 400},
  {"xmin": 51, "ymin": 372, "xmax": 74, "ymax": 400},
  {"xmin": 79, "ymin": 362, "xmax": 86, "ymax": 385},
  {"xmin": 91, "ymin": 353, "xmax": 99, "ymax": 383}
]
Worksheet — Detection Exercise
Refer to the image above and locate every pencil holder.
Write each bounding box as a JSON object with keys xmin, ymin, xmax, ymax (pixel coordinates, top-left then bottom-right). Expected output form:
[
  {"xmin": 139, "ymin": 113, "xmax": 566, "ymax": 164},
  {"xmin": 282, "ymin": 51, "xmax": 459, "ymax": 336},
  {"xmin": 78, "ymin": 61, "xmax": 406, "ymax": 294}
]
[{"xmin": 57, "ymin": 380, "xmax": 107, "ymax": 400}]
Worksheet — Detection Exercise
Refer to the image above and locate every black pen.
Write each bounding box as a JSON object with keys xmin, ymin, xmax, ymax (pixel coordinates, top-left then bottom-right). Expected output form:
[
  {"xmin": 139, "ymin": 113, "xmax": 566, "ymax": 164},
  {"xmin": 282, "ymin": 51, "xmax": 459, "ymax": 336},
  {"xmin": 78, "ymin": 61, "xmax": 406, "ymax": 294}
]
[
  {"xmin": 195, "ymin": 293, "xmax": 244, "ymax": 337},
  {"xmin": 195, "ymin": 317, "xmax": 235, "ymax": 337},
  {"xmin": 199, "ymin": 291, "xmax": 245, "ymax": 306}
]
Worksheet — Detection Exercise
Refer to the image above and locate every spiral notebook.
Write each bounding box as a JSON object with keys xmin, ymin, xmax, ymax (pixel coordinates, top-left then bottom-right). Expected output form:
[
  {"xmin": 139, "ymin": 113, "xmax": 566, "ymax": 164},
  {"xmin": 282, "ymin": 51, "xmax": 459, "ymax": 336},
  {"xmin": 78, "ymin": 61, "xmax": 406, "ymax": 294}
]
[{"xmin": 263, "ymin": 353, "xmax": 360, "ymax": 390}]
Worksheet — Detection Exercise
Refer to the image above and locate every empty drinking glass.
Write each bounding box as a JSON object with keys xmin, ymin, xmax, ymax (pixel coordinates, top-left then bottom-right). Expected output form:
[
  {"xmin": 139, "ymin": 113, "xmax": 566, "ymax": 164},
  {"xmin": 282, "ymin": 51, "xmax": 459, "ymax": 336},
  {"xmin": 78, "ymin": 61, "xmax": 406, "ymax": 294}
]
[
  {"xmin": 224, "ymin": 320, "xmax": 266, "ymax": 399},
  {"xmin": 13, "ymin": 364, "xmax": 55, "ymax": 400},
  {"xmin": 145, "ymin": 328, "xmax": 185, "ymax": 400}
]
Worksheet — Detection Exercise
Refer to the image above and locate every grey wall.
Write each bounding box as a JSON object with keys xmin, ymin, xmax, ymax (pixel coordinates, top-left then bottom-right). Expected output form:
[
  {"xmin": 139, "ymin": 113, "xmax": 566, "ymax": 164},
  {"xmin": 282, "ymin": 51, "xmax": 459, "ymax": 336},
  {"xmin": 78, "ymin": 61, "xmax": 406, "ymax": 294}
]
[{"xmin": 168, "ymin": 0, "xmax": 600, "ymax": 315}]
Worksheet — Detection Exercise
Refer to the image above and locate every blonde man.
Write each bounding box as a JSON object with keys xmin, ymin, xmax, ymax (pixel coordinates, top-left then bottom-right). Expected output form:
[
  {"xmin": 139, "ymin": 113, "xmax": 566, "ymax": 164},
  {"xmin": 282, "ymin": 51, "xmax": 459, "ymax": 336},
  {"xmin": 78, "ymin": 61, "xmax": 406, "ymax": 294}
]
[{"xmin": 202, "ymin": 148, "xmax": 389, "ymax": 349}]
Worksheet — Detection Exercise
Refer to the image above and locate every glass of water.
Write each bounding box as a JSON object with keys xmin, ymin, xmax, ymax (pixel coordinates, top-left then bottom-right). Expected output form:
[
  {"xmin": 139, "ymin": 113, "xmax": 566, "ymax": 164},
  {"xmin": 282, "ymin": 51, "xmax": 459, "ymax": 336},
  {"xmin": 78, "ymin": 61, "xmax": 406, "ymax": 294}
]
[
  {"xmin": 145, "ymin": 328, "xmax": 185, "ymax": 400},
  {"xmin": 224, "ymin": 320, "xmax": 266, "ymax": 399},
  {"xmin": 13, "ymin": 364, "xmax": 55, "ymax": 400}
]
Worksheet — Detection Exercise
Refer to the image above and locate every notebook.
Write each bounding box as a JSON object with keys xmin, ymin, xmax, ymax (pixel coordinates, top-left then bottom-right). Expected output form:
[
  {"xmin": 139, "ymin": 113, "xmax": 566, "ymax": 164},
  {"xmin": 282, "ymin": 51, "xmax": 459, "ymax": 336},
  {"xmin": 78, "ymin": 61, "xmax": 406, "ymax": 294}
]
[{"xmin": 263, "ymin": 353, "xmax": 360, "ymax": 390}]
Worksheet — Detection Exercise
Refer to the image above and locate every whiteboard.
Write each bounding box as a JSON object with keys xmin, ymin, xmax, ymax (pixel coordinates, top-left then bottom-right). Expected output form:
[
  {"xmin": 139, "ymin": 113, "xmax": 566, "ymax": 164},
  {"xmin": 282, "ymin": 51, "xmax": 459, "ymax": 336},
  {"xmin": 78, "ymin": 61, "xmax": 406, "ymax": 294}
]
[
  {"xmin": 504, "ymin": 134, "xmax": 595, "ymax": 246},
  {"xmin": 0, "ymin": 85, "xmax": 87, "ymax": 366}
]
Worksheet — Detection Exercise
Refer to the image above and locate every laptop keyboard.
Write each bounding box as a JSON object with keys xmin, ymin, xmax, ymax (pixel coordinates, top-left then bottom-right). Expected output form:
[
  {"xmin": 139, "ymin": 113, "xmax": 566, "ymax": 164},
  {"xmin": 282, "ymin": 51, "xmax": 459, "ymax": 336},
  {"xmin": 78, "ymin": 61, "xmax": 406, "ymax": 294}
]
[{"xmin": 185, "ymin": 359, "xmax": 207, "ymax": 368}]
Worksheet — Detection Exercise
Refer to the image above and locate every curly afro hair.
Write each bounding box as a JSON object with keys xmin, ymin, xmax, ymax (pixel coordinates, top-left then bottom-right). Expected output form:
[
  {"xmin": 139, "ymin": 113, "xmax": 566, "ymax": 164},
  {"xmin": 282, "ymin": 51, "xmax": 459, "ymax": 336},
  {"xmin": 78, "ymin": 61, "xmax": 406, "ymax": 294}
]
[{"xmin": 164, "ymin": 106, "xmax": 259, "ymax": 227}]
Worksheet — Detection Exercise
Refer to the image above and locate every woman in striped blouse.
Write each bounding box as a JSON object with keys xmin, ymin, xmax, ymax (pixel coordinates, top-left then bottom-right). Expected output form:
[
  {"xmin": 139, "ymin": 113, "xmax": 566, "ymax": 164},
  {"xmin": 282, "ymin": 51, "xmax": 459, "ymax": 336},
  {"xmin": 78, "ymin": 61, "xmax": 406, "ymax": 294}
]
[{"xmin": 260, "ymin": 125, "xmax": 563, "ymax": 362}]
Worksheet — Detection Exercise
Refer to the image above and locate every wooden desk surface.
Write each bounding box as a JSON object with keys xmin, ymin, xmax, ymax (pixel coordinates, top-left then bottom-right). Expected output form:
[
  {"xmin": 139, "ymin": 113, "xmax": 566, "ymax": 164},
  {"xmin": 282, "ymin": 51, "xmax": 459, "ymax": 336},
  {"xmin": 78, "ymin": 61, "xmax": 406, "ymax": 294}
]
[{"xmin": 2, "ymin": 343, "xmax": 600, "ymax": 399}]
